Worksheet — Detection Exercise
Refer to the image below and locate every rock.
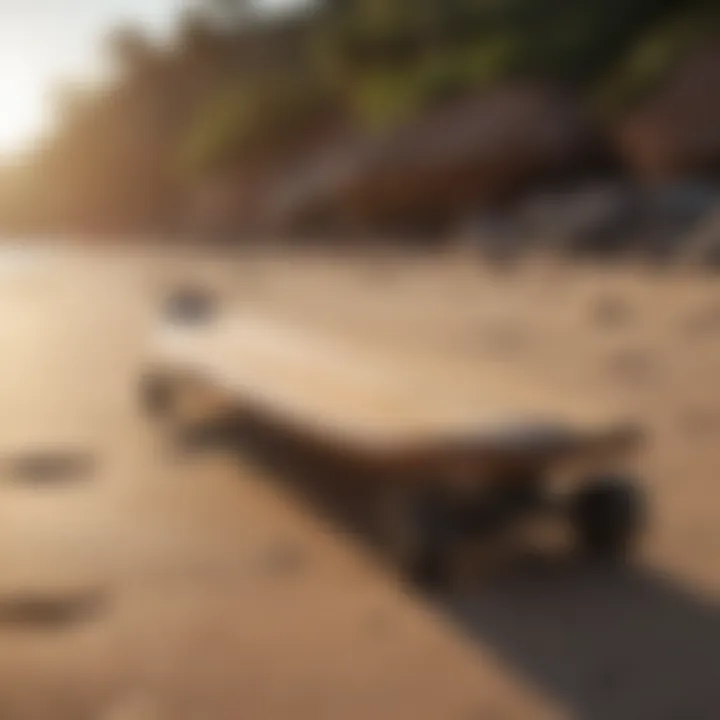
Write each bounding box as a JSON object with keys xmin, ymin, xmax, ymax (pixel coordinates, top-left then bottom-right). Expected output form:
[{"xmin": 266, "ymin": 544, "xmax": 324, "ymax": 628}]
[
  {"xmin": 617, "ymin": 45, "xmax": 720, "ymax": 182},
  {"xmin": 632, "ymin": 183, "xmax": 719, "ymax": 261},
  {"xmin": 275, "ymin": 83, "xmax": 605, "ymax": 235},
  {"xmin": 454, "ymin": 212, "xmax": 519, "ymax": 261},
  {"xmin": 514, "ymin": 183, "xmax": 640, "ymax": 256},
  {"xmin": 682, "ymin": 206, "xmax": 720, "ymax": 268},
  {"xmin": 511, "ymin": 181, "xmax": 719, "ymax": 260}
]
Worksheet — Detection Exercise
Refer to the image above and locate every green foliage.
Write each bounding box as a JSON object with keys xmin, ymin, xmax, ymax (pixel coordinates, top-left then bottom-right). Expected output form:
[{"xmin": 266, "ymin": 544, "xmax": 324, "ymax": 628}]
[
  {"xmin": 311, "ymin": 0, "xmax": 713, "ymax": 128},
  {"xmin": 180, "ymin": 86, "xmax": 252, "ymax": 175},
  {"xmin": 180, "ymin": 69, "xmax": 336, "ymax": 175},
  {"xmin": 595, "ymin": 7, "xmax": 720, "ymax": 115}
]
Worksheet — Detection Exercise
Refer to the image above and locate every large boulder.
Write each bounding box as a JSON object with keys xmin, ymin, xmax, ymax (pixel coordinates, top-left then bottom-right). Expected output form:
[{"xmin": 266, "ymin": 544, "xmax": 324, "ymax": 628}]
[
  {"xmin": 513, "ymin": 183, "xmax": 641, "ymax": 256},
  {"xmin": 275, "ymin": 83, "xmax": 605, "ymax": 235},
  {"xmin": 342, "ymin": 83, "xmax": 605, "ymax": 233},
  {"xmin": 267, "ymin": 138, "xmax": 374, "ymax": 234},
  {"xmin": 617, "ymin": 45, "xmax": 720, "ymax": 182}
]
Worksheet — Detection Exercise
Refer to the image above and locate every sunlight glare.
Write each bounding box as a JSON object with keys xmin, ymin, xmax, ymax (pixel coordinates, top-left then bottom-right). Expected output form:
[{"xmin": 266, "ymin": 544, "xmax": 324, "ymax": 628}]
[{"xmin": 0, "ymin": 47, "xmax": 52, "ymax": 156}]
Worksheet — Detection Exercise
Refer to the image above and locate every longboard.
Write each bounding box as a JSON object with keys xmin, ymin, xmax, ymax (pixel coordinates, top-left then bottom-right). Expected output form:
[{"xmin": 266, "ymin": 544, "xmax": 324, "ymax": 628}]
[
  {"xmin": 141, "ymin": 310, "xmax": 647, "ymax": 581},
  {"xmin": 146, "ymin": 313, "xmax": 640, "ymax": 473}
]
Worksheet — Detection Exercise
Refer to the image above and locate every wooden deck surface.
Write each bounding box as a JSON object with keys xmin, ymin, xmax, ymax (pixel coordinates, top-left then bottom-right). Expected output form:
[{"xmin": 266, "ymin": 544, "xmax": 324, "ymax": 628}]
[{"xmin": 152, "ymin": 313, "xmax": 636, "ymax": 454}]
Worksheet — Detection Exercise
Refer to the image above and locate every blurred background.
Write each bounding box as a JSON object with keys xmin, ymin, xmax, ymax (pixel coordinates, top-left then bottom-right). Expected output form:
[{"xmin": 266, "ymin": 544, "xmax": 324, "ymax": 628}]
[
  {"xmin": 0, "ymin": 3, "xmax": 718, "ymax": 720},
  {"xmin": 0, "ymin": 0, "xmax": 719, "ymax": 262}
]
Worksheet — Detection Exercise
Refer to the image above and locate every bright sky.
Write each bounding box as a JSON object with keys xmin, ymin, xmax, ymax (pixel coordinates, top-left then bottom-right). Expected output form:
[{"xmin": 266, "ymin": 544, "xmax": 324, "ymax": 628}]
[{"xmin": 0, "ymin": 0, "xmax": 298, "ymax": 155}]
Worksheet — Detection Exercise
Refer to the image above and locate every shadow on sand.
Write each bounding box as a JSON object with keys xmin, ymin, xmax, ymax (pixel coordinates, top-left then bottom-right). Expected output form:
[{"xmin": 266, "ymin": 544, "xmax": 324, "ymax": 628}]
[
  {"xmin": 179, "ymin": 413, "xmax": 720, "ymax": 719},
  {"xmin": 442, "ymin": 562, "xmax": 720, "ymax": 720}
]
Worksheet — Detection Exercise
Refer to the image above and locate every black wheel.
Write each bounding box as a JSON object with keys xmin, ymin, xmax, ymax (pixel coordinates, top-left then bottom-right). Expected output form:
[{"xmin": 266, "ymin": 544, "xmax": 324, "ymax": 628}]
[
  {"xmin": 374, "ymin": 489, "xmax": 453, "ymax": 589},
  {"xmin": 570, "ymin": 475, "xmax": 645, "ymax": 559},
  {"xmin": 139, "ymin": 372, "xmax": 175, "ymax": 418}
]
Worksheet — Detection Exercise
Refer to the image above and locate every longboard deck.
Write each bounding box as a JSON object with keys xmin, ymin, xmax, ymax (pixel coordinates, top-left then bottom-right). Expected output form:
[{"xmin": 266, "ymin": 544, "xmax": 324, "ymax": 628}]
[{"xmin": 149, "ymin": 314, "xmax": 639, "ymax": 462}]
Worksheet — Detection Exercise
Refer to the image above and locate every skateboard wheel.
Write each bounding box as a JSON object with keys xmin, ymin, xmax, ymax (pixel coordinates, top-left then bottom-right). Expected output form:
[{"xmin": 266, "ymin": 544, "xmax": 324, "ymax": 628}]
[
  {"xmin": 374, "ymin": 490, "xmax": 453, "ymax": 589},
  {"xmin": 570, "ymin": 475, "xmax": 645, "ymax": 559}
]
